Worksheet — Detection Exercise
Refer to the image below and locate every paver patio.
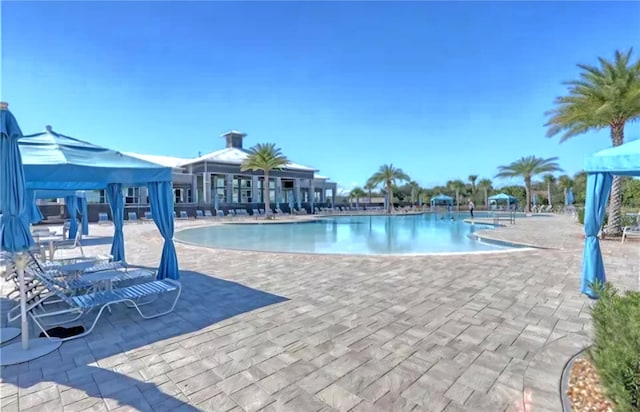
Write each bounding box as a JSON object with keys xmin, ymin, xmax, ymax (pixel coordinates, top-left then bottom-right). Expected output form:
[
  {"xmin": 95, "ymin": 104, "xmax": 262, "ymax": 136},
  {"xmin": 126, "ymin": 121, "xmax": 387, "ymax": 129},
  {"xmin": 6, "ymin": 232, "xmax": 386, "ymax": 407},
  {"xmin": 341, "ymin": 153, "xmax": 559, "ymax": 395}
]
[{"xmin": 1, "ymin": 214, "xmax": 638, "ymax": 411}]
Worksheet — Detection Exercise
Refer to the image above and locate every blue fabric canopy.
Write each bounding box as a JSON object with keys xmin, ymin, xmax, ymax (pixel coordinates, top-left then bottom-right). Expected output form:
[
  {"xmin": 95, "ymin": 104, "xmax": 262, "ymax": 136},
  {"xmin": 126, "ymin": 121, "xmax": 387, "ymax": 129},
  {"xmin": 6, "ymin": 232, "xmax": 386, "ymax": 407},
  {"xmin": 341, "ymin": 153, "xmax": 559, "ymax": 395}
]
[
  {"xmin": 26, "ymin": 190, "xmax": 44, "ymax": 224},
  {"xmin": 31, "ymin": 190, "xmax": 89, "ymax": 235},
  {"xmin": 106, "ymin": 184, "xmax": 125, "ymax": 262},
  {"xmin": 430, "ymin": 194, "xmax": 453, "ymax": 206},
  {"xmin": 566, "ymin": 188, "xmax": 575, "ymax": 206},
  {"xmin": 582, "ymin": 139, "xmax": 640, "ymax": 298},
  {"xmin": 19, "ymin": 128, "xmax": 171, "ymax": 190},
  {"xmin": 65, "ymin": 195, "xmax": 79, "ymax": 240},
  {"xmin": 149, "ymin": 182, "xmax": 178, "ymax": 280},
  {"xmin": 79, "ymin": 196, "xmax": 89, "ymax": 236},
  {"xmin": 0, "ymin": 106, "xmax": 34, "ymax": 252},
  {"xmin": 488, "ymin": 193, "xmax": 518, "ymax": 203}
]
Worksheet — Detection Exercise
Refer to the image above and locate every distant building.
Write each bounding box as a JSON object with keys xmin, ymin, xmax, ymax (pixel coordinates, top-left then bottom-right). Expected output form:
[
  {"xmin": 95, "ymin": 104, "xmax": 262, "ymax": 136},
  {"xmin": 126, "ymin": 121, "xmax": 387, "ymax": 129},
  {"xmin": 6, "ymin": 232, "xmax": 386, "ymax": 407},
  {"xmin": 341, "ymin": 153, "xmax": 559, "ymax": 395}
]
[{"xmin": 118, "ymin": 130, "xmax": 337, "ymax": 208}]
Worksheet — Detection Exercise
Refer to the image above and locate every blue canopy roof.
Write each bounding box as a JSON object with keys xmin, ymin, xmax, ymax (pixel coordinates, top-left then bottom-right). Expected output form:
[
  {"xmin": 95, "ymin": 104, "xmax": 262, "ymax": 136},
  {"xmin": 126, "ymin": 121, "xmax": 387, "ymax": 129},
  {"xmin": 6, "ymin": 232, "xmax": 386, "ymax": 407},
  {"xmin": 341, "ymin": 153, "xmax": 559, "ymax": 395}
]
[
  {"xmin": 488, "ymin": 193, "xmax": 518, "ymax": 202},
  {"xmin": 431, "ymin": 194, "xmax": 453, "ymax": 201},
  {"xmin": 19, "ymin": 127, "xmax": 172, "ymax": 190},
  {"xmin": 585, "ymin": 139, "xmax": 640, "ymax": 176}
]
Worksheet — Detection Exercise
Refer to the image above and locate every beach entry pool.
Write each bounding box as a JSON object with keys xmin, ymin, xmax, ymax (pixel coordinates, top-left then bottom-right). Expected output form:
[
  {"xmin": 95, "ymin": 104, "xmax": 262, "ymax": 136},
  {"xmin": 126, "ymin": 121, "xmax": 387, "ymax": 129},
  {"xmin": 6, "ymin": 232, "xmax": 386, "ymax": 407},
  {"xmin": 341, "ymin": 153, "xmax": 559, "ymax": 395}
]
[{"xmin": 176, "ymin": 214, "xmax": 522, "ymax": 255}]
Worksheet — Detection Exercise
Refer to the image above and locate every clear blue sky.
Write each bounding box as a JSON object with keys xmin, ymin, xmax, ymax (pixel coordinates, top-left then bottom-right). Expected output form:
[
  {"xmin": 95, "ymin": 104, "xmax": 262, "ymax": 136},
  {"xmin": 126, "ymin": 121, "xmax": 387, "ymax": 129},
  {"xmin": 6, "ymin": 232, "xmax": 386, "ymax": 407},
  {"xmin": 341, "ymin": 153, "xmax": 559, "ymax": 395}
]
[{"xmin": 3, "ymin": 1, "xmax": 639, "ymax": 193}]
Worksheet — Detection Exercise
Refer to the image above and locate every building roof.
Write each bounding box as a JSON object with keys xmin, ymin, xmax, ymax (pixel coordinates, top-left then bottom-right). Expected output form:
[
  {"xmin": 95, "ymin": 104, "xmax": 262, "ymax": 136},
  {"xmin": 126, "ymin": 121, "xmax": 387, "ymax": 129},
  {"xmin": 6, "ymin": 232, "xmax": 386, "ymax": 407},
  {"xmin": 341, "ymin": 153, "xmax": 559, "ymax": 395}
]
[
  {"xmin": 123, "ymin": 152, "xmax": 191, "ymax": 169},
  {"xmin": 180, "ymin": 147, "xmax": 318, "ymax": 172}
]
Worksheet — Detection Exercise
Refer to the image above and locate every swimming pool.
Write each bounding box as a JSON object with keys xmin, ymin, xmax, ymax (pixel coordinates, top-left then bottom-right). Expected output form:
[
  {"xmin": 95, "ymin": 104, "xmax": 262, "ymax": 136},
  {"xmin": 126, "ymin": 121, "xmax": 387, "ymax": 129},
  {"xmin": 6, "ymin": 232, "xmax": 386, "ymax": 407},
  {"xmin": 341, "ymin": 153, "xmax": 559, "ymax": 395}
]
[{"xmin": 176, "ymin": 214, "xmax": 525, "ymax": 255}]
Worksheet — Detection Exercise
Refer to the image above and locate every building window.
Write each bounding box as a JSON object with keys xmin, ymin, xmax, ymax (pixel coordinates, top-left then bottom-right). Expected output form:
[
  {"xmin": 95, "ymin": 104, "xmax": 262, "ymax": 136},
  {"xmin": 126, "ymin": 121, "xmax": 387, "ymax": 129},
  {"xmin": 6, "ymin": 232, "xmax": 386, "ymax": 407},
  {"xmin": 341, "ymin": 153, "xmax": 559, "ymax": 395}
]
[
  {"xmin": 233, "ymin": 175, "xmax": 252, "ymax": 203},
  {"xmin": 125, "ymin": 187, "xmax": 140, "ymax": 204},
  {"xmin": 86, "ymin": 190, "xmax": 106, "ymax": 204},
  {"xmin": 197, "ymin": 175, "xmax": 204, "ymax": 204},
  {"xmin": 174, "ymin": 188, "xmax": 183, "ymax": 204},
  {"xmin": 186, "ymin": 188, "xmax": 193, "ymax": 203},
  {"xmin": 213, "ymin": 175, "xmax": 226, "ymax": 202}
]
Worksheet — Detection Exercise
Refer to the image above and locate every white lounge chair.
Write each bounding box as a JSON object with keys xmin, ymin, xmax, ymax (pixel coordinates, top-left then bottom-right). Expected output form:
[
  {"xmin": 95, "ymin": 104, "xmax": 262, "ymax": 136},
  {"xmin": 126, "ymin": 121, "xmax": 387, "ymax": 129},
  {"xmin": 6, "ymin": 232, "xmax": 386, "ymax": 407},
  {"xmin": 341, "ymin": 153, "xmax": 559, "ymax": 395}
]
[
  {"xmin": 622, "ymin": 219, "xmax": 640, "ymax": 243},
  {"xmin": 196, "ymin": 210, "xmax": 204, "ymax": 219},
  {"xmin": 98, "ymin": 212, "xmax": 110, "ymax": 225}
]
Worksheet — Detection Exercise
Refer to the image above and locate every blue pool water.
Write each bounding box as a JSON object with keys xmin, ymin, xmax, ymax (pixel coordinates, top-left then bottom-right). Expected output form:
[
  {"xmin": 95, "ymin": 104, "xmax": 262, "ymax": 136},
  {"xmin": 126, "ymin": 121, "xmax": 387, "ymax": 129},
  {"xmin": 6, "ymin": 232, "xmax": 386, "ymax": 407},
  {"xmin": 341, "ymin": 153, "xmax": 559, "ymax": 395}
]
[{"xmin": 176, "ymin": 214, "xmax": 521, "ymax": 255}]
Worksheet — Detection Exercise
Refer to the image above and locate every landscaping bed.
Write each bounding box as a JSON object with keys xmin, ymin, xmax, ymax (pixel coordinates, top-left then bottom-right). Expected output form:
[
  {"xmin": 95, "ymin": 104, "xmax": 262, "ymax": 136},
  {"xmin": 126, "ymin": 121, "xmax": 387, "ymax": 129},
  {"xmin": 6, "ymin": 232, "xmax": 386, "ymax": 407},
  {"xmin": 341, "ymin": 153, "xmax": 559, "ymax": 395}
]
[{"xmin": 564, "ymin": 284, "xmax": 639, "ymax": 412}]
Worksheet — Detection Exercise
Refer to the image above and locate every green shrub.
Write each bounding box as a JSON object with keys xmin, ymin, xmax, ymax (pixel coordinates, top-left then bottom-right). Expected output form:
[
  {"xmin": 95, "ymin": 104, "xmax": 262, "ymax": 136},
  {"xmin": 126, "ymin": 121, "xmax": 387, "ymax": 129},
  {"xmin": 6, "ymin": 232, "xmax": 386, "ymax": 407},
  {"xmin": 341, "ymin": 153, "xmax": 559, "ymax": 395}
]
[
  {"xmin": 578, "ymin": 208, "xmax": 585, "ymax": 224},
  {"xmin": 589, "ymin": 283, "xmax": 640, "ymax": 411}
]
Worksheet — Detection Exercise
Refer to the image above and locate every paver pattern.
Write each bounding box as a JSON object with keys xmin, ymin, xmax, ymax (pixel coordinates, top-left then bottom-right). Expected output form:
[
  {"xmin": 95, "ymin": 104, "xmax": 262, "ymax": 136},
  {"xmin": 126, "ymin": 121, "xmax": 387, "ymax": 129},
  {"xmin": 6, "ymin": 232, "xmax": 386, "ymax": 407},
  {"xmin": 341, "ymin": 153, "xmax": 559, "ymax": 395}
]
[{"xmin": 1, "ymin": 214, "xmax": 638, "ymax": 411}]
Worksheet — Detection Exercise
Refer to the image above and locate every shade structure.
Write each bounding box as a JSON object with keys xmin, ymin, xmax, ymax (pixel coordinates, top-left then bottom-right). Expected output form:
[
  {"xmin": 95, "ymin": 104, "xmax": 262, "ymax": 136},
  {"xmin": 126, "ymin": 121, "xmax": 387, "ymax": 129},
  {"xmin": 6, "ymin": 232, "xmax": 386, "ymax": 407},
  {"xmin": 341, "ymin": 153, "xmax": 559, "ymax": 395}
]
[
  {"xmin": 566, "ymin": 188, "xmax": 575, "ymax": 206},
  {"xmin": 20, "ymin": 127, "xmax": 171, "ymax": 190},
  {"xmin": 148, "ymin": 182, "xmax": 178, "ymax": 280},
  {"xmin": 32, "ymin": 190, "xmax": 89, "ymax": 235},
  {"xmin": 430, "ymin": 194, "xmax": 453, "ymax": 206},
  {"xmin": 18, "ymin": 126, "xmax": 177, "ymax": 277},
  {"xmin": 488, "ymin": 193, "xmax": 518, "ymax": 209},
  {"xmin": 26, "ymin": 190, "xmax": 44, "ymax": 224},
  {"xmin": 582, "ymin": 139, "xmax": 640, "ymax": 298},
  {"xmin": 213, "ymin": 191, "xmax": 219, "ymax": 211},
  {"xmin": 0, "ymin": 104, "xmax": 61, "ymax": 365}
]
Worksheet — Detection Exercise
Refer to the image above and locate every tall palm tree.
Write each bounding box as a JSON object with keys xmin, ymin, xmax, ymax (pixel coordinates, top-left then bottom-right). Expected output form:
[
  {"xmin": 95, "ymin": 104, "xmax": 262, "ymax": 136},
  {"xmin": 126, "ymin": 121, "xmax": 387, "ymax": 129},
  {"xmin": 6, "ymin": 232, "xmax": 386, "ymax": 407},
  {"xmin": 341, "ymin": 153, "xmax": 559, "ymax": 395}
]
[
  {"xmin": 468, "ymin": 175, "xmax": 478, "ymax": 196},
  {"xmin": 349, "ymin": 187, "xmax": 365, "ymax": 207},
  {"xmin": 477, "ymin": 178, "xmax": 493, "ymax": 208},
  {"xmin": 557, "ymin": 175, "xmax": 573, "ymax": 205},
  {"xmin": 240, "ymin": 143, "xmax": 288, "ymax": 217},
  {"xmin": 447, "ymin": 179, "xmax": 467, "ymax": 208},
  {"xmin": 542, "ymin": 174, "xmax": 556, "ymax": 206},
  {"xmin": 407, "ymin": 181, "xmax": 420, "ymax": 204},
  {"xmin": 364, "ymin": 180, "xmax": 376, "ymax": 205},
  {"xmin": 369, "ymin": 164, "xmax": 410, "ymax": 213},
  {"xmin": 495, "ymin": 156, "xmax": 563, "ymax": 212},
  {"xmin": 545, "ymin": 48, "xmax": 640, "ymax": 235}
]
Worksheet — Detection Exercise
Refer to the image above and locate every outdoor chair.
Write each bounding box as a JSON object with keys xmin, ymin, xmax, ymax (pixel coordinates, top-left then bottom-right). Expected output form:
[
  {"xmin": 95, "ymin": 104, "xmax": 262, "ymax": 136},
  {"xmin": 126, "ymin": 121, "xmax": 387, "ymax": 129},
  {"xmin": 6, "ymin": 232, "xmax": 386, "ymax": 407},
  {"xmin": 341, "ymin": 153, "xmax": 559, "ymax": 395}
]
[
  {"xmin": 196, "ymin": 210, "xmax": 204, "ymax": 219},
  {"xmin": 27, "ymin": 269, "xmax": 181, "ymax": 342},
  {"xmin": 143, "ymin": 211, "xmax": 153, "ymax": 221},
  {"xmin": 204, "ymin": 210, "xmax": 214, "ymax": 218},
  {"xmin": 179, "ymin": 211, "xmax": 189, "ymax": 219},
  {"xmin": 51, "ymin": 229, "xmax": 84, "ymax": 260},
  {"xmin": 127, "ymin": 212, "xmax": 139, "ymax": 222},
  {"xmin": 216, "ymin": 209, "xmax": 225, "ymax": 218},
  {"xmin": 98, "ymin": 212, "xmax": 110, "ymax": 225}
]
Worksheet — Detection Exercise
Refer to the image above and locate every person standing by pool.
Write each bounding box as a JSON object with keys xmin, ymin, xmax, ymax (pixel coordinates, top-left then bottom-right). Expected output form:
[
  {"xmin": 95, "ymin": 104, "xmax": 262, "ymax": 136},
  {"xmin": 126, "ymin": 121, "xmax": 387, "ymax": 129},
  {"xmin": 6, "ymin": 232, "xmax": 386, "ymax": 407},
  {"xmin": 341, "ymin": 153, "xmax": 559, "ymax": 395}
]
[{"xmin": 468, "ymin": 199, "xmax": 475, "ymax": 219}]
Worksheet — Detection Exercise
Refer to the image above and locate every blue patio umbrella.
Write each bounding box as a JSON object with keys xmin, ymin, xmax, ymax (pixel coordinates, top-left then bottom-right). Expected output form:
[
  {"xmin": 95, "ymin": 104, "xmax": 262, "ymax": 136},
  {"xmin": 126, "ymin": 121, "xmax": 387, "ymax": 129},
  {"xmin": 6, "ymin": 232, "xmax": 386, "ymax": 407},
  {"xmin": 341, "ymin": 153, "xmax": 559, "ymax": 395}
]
[
  {"xmin": 65, "ymin": 194, "xmax": 79, "ymax": 240},
  {"xmin": 418, "ymin": 195, "xmax": 423, "ymax": 207},
  {"xmin": 213, "ymin": 191, "xmax": 219, "ymax": 211},
  {"xmin": 0, "ymin": 103, "xmax": 60, "ymax": 364},
  {"xmin": 532, "ymin": 194, "xmax": 537, "ymax": 206},
  {"xmin": 288, "ymin": 192, "xmax": 294, "ymax": 211},
  {"xmin": 296, "ymin": 191, "xmax": 302, "ymax": 210}
]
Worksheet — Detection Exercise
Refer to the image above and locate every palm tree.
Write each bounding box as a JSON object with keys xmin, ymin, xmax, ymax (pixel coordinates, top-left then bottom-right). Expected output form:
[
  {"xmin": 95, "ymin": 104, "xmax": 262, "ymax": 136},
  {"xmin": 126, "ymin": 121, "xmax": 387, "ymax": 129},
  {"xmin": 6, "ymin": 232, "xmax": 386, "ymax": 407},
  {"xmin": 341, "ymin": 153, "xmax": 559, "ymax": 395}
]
[
  {"xmin": 477, "ymin": 178, "xmax": 493, "ymax": 208},
  {"xmin": 349, "ymin": 187, "xmax": 365, "ymax": 207},
  {"xmin": 545, "ymin": 48, "xmax": 640, "ymax": 235},
  {"xmin": 364, "ymin": 180, "xmax": 376, "ymax": 205},
  {"xmin": 495, "ymin": 156, "xmax": 563, "ymax": 212},
  {"xmin": 542, "ymin": 174, "xmax": 556, "ymax": 206},
  {"xmin": 407, "ymin": 181, "xmax": 420, "ymax": 205},
  {"xmin": 468, "ymin": 175, "xmax": 478, "ymax": 196},
  {"xmin": 240, "ymin": 143, "xmax": 288, "ymax": 217},
  {"xmin": 368, "ymin": 164, "xmax": 410, "ymax": 213},
  {"xmin": 447, "ymin": 179, "xmax": 467, "ymax": 209},
  {"xmin": 557, "ymin": 175, "xmax": 573, "ymax": 206}
]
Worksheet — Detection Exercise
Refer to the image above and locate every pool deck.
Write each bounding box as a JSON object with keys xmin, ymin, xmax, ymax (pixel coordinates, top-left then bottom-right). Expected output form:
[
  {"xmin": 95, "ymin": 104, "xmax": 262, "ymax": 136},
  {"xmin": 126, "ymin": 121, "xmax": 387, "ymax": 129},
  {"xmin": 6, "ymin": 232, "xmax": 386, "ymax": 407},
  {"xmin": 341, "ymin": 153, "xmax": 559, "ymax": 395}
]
[{"xmin": 1, "ymin": 215, "xmax": 638, "ymax": 411}]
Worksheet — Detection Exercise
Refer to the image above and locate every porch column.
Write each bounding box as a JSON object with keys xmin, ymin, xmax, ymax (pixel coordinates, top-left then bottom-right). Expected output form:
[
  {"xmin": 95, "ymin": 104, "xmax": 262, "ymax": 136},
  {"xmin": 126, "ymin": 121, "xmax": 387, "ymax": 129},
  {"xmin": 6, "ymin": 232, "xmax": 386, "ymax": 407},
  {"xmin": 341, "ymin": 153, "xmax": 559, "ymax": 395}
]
[
  {"xmin": 192, "ymin": 174, "xmax": 198, "ymax": 204},
  {"xmin": 332, "ymin": 186, "xmax": 336, "ymax": 205},
  {"xmin": 275, "ymin": 177, "xmax": 283, "ymax": 205},
  {"xmin": 225, "ymin": 174, "xmax": 234, "ymax": 204},
  {"xmin": 203, "ymin": 173, "xmax": 211, "ymax": 204},
  {"xmin": 309, "ymin": 178, "xmax": 315, "ymax": 204},
  {"xmin": 251, "ymin": 175, "xmax": 259, "ymax": 203},
  {"xmin": 139, "ymin": 186, "xmax": 149, "ymax": 204},
  {"xmin": 294, "ymin": 179, "xmax": 301, "ymax": 205}
]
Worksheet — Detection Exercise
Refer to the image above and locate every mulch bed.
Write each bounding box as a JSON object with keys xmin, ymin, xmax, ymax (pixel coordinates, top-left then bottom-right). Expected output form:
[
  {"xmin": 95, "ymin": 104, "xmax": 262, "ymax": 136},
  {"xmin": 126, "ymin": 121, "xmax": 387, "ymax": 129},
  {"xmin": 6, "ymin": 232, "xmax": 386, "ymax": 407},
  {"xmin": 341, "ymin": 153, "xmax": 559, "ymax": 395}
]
[{"xmin": 567, "ymin": 357, "xmax": 614, "ymax": 411}]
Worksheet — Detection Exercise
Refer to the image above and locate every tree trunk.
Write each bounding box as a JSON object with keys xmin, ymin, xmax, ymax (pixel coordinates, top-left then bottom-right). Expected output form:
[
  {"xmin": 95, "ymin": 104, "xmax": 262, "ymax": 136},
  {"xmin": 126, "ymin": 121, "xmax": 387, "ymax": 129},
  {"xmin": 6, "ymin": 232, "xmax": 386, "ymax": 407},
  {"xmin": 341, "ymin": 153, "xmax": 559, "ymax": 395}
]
[
  {"xmin": 547, "ymin": 183, "xmax": 552, "ymax": 206},
  {"xmin": 264, "ymin": 172, "xmax": 270, "ymax": 217},
  {"xmin": 524, "ymin": 177, "xmax": 531, "ymax": 212},
  {"xmin": 387, "ymin": 184, "xmax": 393, "ymax": 214},
  {"xmin": 484, "ymin": 188, "xmax": 488, "ymax": 208},
  {"xmin": 564, "ymin": 187, "xmax": 567, "ymax": 205},
  {"xmin": 603, "ymin": 121, "xmax": 625, "ymax": 235}
]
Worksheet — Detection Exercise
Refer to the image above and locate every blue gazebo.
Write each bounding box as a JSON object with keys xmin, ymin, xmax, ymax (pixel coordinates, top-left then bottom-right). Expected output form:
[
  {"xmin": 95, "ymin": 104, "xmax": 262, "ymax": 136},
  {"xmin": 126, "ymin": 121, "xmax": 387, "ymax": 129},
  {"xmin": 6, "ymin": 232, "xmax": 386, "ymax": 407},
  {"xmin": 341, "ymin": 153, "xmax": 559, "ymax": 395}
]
[
  {"xmin": 582, "ymin": 139, "xmax": 640, "ymax": 298},
  {"xmin": 430, "ymin": 194, "xmax": 454, "ymax": 207},
  {"xmin": 18, "ymin": 126, "xmax": 179, "ymax": 280},
  {"xmin": 488, "ymin": 193, "xmax": 518, "ymax": 209}
]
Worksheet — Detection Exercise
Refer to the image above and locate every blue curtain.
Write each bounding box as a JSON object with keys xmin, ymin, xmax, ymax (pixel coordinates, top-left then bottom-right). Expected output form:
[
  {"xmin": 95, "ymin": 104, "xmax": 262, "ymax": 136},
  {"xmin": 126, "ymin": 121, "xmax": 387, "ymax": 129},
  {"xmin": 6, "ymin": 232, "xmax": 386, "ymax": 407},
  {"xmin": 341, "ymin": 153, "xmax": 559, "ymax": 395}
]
[
  {"xmin": 106, "ymin": 184, "xmax": 125, "ymax": 262},
  {"xmin": 79, "ymin": 196, "xmax": 89, "ymax": 235},
  {"xmin": 26, "ymin": 190, "xmax": 43, "ymax": 224},
  {"xmin": 0, "ymin": 108, "xmax": 34, "ymax": 252},
  {"xmin": 65, "ymin": 195, "xmax": 79, "ymax": 240},
  {"xmin": 148, "ymin": 181, "xmax": 179, "ymax": 280},
  {"xmin": 582, "ymin": 172, "xmax": 613, "ymax": 298}
]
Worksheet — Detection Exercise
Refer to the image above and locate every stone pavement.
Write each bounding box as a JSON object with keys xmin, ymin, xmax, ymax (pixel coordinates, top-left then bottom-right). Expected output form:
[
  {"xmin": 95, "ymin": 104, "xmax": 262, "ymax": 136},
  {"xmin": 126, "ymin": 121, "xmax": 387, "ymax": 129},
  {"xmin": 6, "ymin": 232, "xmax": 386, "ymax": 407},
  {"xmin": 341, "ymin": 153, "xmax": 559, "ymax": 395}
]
[{"xmin": 1, "ymin": 215, "xmax": 638, "ymax": 411}]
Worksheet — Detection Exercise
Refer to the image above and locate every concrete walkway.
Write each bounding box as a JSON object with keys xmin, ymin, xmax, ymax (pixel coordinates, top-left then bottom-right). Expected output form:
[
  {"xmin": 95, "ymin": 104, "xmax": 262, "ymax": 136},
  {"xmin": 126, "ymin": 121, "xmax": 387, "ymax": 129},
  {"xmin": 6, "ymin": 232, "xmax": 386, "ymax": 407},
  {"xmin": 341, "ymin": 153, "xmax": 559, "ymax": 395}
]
[{"xmin": 1, "ymin": 215, "xmax": 637, "ymax": 411}]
